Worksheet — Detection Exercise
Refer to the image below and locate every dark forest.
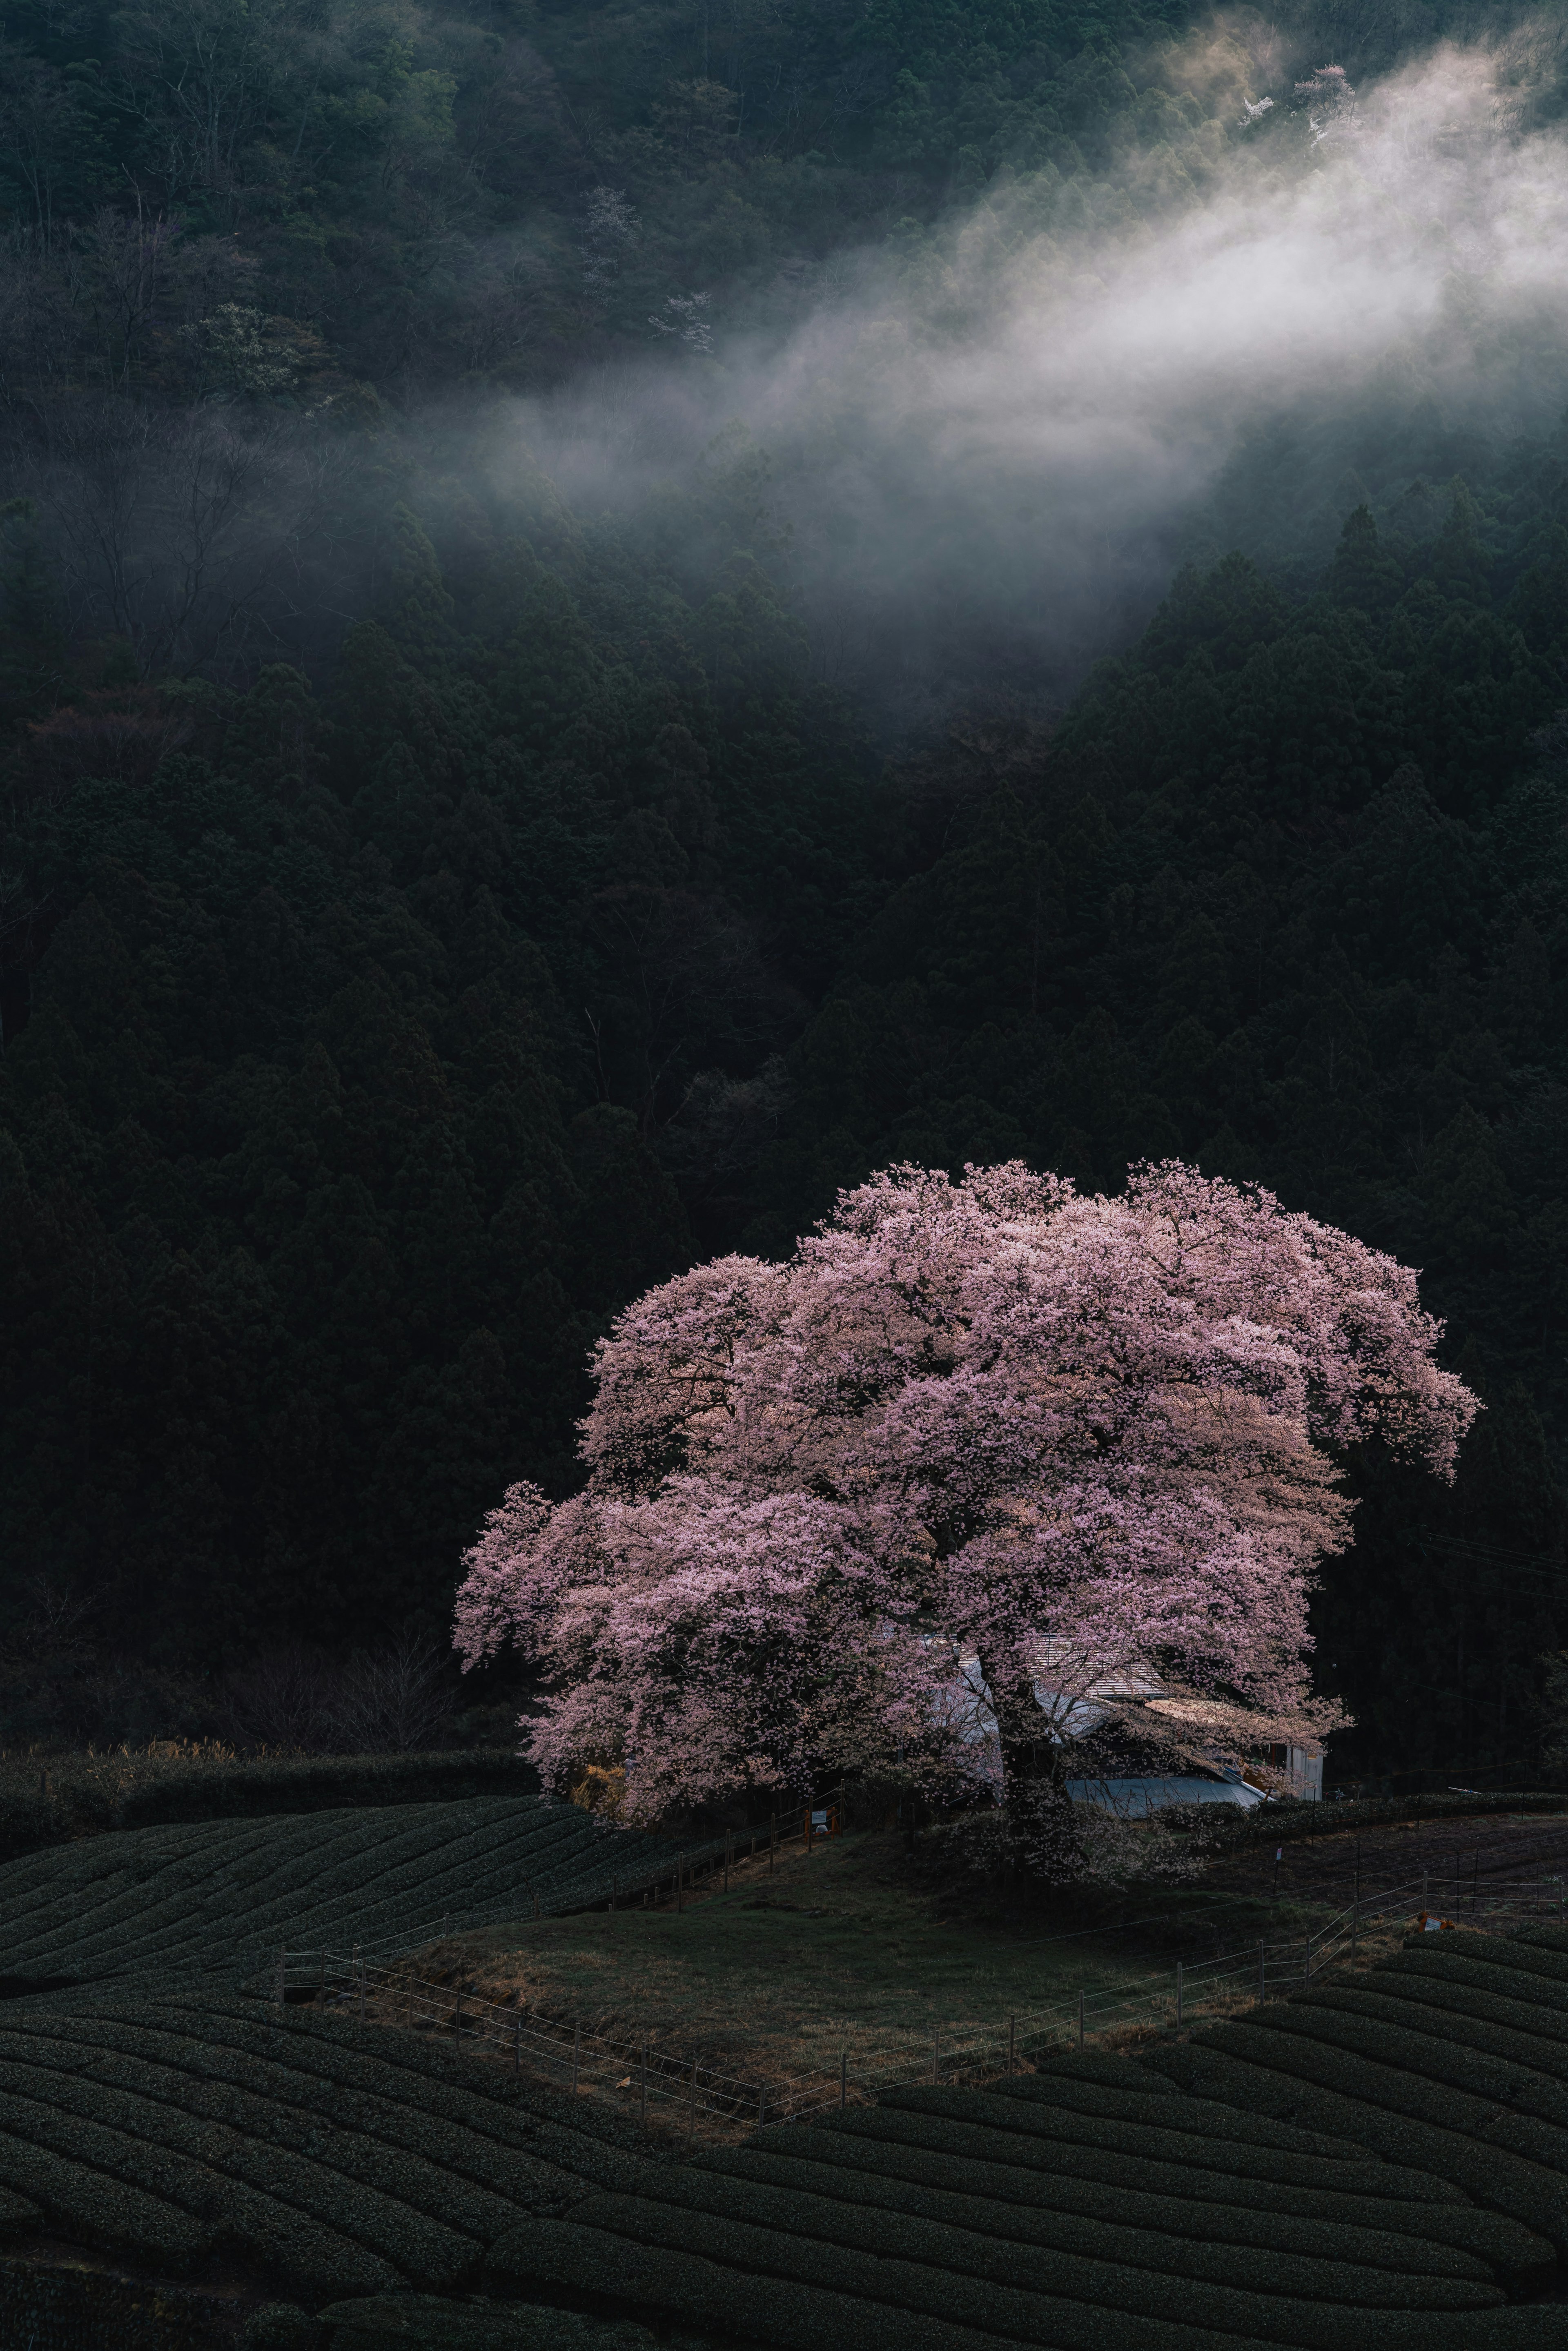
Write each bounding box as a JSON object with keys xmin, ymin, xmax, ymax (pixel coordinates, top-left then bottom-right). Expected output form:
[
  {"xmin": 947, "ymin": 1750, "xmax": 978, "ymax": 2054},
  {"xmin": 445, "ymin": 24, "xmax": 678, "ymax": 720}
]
[{"xmin": 2, "ymin": 0, "xmax": 1567, "ymax": 1785}]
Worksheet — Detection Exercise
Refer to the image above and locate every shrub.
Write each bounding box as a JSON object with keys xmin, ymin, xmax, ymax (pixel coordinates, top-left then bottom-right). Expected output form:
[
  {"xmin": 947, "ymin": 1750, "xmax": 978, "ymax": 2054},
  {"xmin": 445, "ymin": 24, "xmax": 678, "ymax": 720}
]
[
  {"xmin": 1386, "ymin": 1950, "xmax": 1568, "ymax": 2037},
  {"xmin": 996, "ymin": 2064, "xmax": 1376, "ymax": 2159},
  {"xmin": 0, "ymin": 2059, "xmax": 413, "ymax": 2295},
  {"xmin": 0, "ymin": 2255, "xmax": 230, "ymax": 2351},
  {"xmin": 242, "ymin": 2308, "xmax": 323, "ymax": 2351},
  {"xmin": 492, "ymin": 2197, "xmax": 1551, "ymax": 2351},
  {"xmin": 815, "ymin": 2104, "xmax": 1457, "ymax": 2230},
  {"xmin": 702, "ymin": 2142, "xmax": 1496, "ymax": 2285},
  {"xmin": 878, "ymin": 2085, "xmax": 1418, "ymax": 2198},
  {"xmin": 0, "ymin": 1793, "xmax": 703, "ymax": 1978},
  {"xmin": 1253, "ymin": 1998, "xmax": 1568, "ymax": 2132},
  {"xmin": 1306, "ymin": 1983, "xmax": 1568, "ymax": 2083},
  {"xmin": 315, "ymin": 2293, "xmax": 659, "ymax": 2347},
  {"xmin": 1423, "ymin": 1931, "xmax": 1568, "ymax": 1986},
  {"xmin": 0, "ymin": 1749, "xmax": 539, "ymax": 1867},
  {"xmin": 0, "ymin": 2129, "xmax": 214, "ymax": 2270},
  {"xmin": 1210, "ymin": 1793, "xmax": 1568, "ymax": 1852},
  {"xmin": 655, "ymin": 2159, "xmax": 1499, "ymax": 2308},
  {"xmin": 723, "ymin": 2124, "xmax": 1550, "ymax": 2283},
  {"xmin": 1148, "ymin": 2032, "xmax": 1568, "ymax": 2249}
]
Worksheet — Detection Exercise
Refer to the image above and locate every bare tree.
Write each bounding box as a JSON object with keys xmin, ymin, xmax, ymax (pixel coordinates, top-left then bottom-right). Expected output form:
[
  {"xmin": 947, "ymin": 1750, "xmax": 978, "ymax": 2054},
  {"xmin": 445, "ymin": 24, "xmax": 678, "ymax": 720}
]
[{"xmin": 327, "ymin": 1632, "xmax": 457, "ymax": 1754}]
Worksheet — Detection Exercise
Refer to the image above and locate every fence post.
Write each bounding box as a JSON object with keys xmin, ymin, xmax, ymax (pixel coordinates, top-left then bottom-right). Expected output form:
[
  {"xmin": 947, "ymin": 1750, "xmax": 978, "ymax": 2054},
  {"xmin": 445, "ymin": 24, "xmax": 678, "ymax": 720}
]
[
  {"xmin": 770, "ymin": 1813, "xmax": 777, "ymax": 1874},
  {"xmin": 759, "ymin": 2084, "xmax": 766, "ymax": 2128},
  {"xmin": 1078, "ymin": 1989, "xmax": 1085, "ymax": 2052},
  {"xmin": 840, "ymin": 2051, "xmax": 847, "ymax": 2110},
  {"xmin": 276, "ymin": 1948, "xmax": 285, "ymax": 2008},
  {"xmin": 453, "ymin": 1994, "xmax": 462, "ymax": 2048},
  {"xmin": 1422, "ymin": 1871, "xmax": 1428, "ymax": 1921},
  {"xmin": 640, "ymin": 2043, "xmax": 648, "ymax": 2125},
  {"xmin": 406, "ymin": 1974, "xmax": 413, "ymax": 2028},
  {"xmin": 359, "ymin": 1961, "xmax": 367, "ymax": 2023},
  {"xmin": 1258, "ymin": 1941, "xmax": 1265, "ymax": 2002},
  {"xmin": 1008, "ymin": 2015, "xmax": 1016, "ymax": 2077},
  {"xmin": 689, "ymin": 2061, "xmax": 698, "ymax": 2138},
  {"xmin": 514, "ymin": 2012, "xmax": 521, "ymax": 2078},
  {"xmin": 319, "ymin": 1952, "xmax": 326, "ymax": 2008},
  {"xmin": 572, "ymin": 2022, "xmax": 580, "ymax": 2096},
  {"xmin": 442, "ymin": 1914, "xmax": 448, "ymax": 1939},
  {"xmin": 1176, "ymin": 1960, "xmax": 1183, "ymax": 2028},
  {"xmin": 932, "ymin": 2030, "xmax": 939, "ymax": 2086}
]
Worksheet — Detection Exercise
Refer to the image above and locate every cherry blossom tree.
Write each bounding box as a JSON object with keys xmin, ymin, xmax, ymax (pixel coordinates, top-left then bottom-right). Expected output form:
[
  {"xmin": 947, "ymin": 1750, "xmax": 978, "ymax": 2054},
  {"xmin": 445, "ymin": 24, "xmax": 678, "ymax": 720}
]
[{"xmin": 455, "ymin": 1161, "xmax": 1476, "ymax": 1866}]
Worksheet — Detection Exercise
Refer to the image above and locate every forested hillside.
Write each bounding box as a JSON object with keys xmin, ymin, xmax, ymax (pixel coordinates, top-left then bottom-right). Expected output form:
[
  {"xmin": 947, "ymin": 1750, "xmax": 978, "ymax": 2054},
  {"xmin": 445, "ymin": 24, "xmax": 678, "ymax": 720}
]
[{"xmin": 2, "ymin": 0, "xmax": 1566, "ymax": 1782}]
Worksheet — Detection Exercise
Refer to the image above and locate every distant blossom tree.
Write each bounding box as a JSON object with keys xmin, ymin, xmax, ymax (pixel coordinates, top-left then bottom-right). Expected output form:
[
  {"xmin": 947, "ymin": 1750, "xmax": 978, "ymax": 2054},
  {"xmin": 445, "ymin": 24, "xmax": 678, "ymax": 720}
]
[
  {"xmin": 455, "ymin": 1162, "xmax": 1476, "ymax": 1869},
  {"xmin": 1295, "ymin": 63, "xmax": 1356, "ymax": 147}
]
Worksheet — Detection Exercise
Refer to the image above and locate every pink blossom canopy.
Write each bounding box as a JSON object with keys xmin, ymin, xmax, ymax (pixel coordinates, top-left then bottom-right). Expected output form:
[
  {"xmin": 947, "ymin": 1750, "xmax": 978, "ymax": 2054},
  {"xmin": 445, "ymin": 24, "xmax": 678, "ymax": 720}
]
[{"xmin": 455, "ymin": 1160, "xmax": 1476, "ymax": 1819}]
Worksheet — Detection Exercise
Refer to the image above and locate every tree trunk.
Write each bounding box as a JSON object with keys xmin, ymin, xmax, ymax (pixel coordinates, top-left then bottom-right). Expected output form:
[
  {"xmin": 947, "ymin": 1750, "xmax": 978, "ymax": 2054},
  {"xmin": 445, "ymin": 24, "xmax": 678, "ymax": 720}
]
[{"xmin": 989, "ymin": 1674, "xmax": 1085, "ymax": 1882}]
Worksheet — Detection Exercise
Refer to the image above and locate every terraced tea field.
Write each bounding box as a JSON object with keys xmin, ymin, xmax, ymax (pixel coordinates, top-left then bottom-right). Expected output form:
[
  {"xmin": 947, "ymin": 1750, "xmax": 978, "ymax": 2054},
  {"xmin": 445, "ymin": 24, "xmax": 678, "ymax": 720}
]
[
  {"xmin": 0, "ymin": 1982, "xmax": 653, "ymax": 2304},
  {"xmin": 4, "ymin": 1789, "xmax": 1568, "ymax": 2348},
  {"xmin": 0, "ymin": 1796, "xmax": 700, "ymax": 1982},
  {"xmin": 491, "ymin": 1925, "xmax": 1568, "ymax": 2349}
]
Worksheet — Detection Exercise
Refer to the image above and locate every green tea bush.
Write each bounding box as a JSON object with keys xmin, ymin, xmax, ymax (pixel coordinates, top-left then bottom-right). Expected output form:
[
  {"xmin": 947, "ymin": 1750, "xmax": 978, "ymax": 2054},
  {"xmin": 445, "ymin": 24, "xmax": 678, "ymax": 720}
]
[
  {"xmin": 1427, "ymin": 1931, "xmax": 1568, "ymax": 1985},
  {"xmin": 878, "ymin": 2086, "xmax": 1418, "ymax": 2197},
  {"xmin": 490, "ymin": 2208, "xmax": 1254, "ymax": 2351},
  {"xmin": 1212, "ymin": 1794, "xmax": 1568, "ymax": 1851},
  {"xmin": 0, "ymin": 2064, "xmax": 410, "ymax": 2295},
  {"xmin": 315, "ymin": 2294, "xmax": 659, "ymax": 2348},
  {"xmin": 17, "ymin": 2008, "xmax": 610, "ymax": 2212},
  {"xmin": 0, "ymin": 2024, "xmax": 517, "ymax": 2257},
  {"xmin": 1249, "ymin": 1999, "xmax": 1568, "ymax": 2131},
  {"xmin": 0, "ymin": 1751, "xmax": 539, "ymax": 1869},
  {"xmin": 1386, "ymin": 1950, "xmax": 1568, "ymax": 2037},
  {"xmin": 147, "ymin": 1991, "xmax": 655, "ymax": 2179},
  {"xmin": 0, "ymin": 2255, "xmax": 232, "ymax": 2351},
  {"xmin": 646, "ymin": 2162, "xmax": 1501, "ymax": 2312},
  {"xmin": 702, "ymin": 2142, "xmax": 1496, "ymax": 2285},
  {"xmin": 0, "ymin": 1985, "xmax": 662, "ymax": 2300},
  {"xmin": 816, "ymin": 2104, "xmax": 1463, "ymax": 2230},
  {"xmin": 725, "ymin": 2126, "xmax": 1549, "ymax": 2282},
  {"xmin": 242, "ymin": 2309, "xmax": 322, "ymax": 2351},
  {"xmin": 494, "ymin": 2195, "xmax": 1544, "ymax": 2351},
  {"xmin": 0, "ymin": 2129, "xmax": 216, "ymax": 2269},
  {"xmin": 0, "ymin": 1794, "xmax": 697, "ymax": 1977},
  {"xmin": 994, "ymin": 2066, "xmax": 1375, "ymax": 2157},
  {"xmin": 1306, "ymin": 1983, "xmax": 1568, "ymax": 2081},
  {"xmin": 1146, "ymin": 2034, "xmax": 1568, "ymax": 2248}
]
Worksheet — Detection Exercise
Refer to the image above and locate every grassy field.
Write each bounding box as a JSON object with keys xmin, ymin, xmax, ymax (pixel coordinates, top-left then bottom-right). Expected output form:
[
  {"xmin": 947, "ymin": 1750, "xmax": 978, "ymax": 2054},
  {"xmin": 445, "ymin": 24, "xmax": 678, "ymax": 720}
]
[{"xmin": 419, "ymin": 1829, "xmax": 1274, "ymax": 2086}]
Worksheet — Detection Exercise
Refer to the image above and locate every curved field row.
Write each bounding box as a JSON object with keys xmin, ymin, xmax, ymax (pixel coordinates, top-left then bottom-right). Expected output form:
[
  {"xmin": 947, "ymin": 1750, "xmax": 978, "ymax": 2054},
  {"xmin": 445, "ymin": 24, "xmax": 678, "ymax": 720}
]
[
  {"xmin": 9, "ymin": 1899, "xmax": 1568, "ymax": 2346},
  {"xmin": 487, "ymin": 1930, "xmax": 1568, "ymax": 2351},
  {"xmin": 1143, "ymin": 1923, "xmax": 1568, "ymax": 2254},
  {"xmin": 0, "ymin": 1984, "xmax": 650, "ymax": 2303},
  {"xmin": 0, "ymin": 1796, "xmax": 696, "ymax": 1979}
]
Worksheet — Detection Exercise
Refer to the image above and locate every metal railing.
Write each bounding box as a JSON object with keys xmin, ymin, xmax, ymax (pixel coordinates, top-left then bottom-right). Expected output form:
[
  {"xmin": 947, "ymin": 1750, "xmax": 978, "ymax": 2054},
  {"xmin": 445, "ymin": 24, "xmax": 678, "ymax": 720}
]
[
  {"xmin": 270, "ymin": 1815, "xmax": 1568, "ymax": 2153},
  {"xmin": 271, "ymin": 1841, "xmax": 1566, "ymax": 2139}
]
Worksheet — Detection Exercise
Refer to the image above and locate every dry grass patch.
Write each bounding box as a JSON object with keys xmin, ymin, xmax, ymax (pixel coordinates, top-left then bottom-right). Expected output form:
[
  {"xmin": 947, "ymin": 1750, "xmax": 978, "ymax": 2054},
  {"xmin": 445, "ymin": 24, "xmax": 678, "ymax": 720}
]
[{"xmin": 408, "ymin": 1830, "xmax": 1177, "ymax": 2087}]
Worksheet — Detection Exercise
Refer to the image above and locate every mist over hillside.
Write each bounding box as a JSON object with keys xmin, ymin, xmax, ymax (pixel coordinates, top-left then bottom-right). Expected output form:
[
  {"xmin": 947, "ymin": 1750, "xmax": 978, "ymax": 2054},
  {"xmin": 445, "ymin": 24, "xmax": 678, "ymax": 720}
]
[{"xmin": 2, "ymin": 0, "xmax": 1568, "ymax": 1786}]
